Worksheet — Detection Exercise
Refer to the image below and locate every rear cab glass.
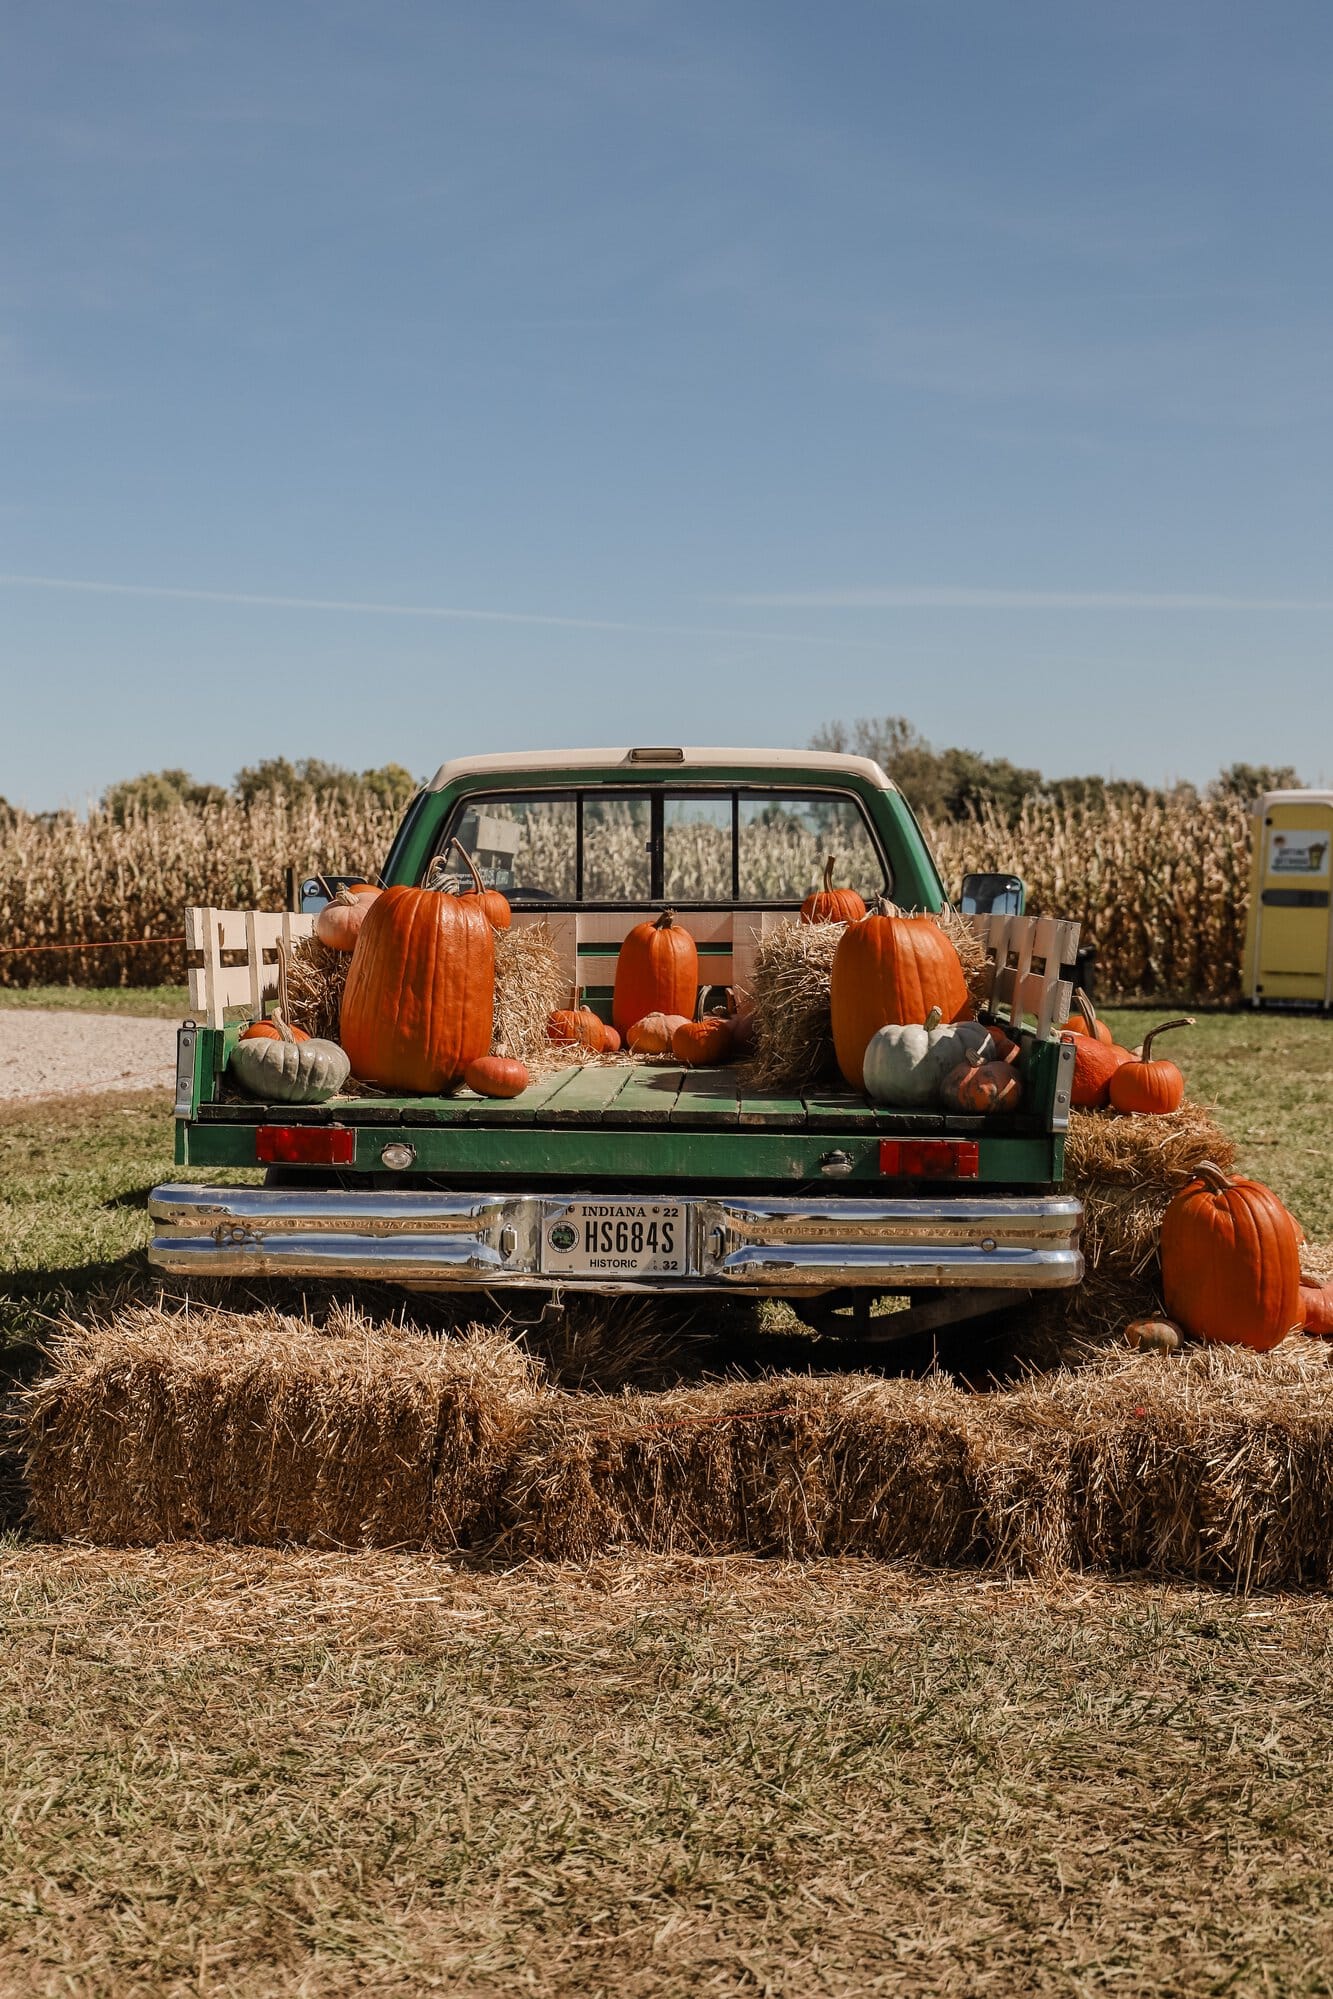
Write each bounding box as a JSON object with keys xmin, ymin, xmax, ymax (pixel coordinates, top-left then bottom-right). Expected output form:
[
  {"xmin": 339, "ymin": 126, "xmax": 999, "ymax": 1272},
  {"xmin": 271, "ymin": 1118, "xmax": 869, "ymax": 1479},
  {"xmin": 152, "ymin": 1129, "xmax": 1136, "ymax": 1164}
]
[{"xmin": 436, "ymin": 785, "xmax": 890, "ymax": 907}]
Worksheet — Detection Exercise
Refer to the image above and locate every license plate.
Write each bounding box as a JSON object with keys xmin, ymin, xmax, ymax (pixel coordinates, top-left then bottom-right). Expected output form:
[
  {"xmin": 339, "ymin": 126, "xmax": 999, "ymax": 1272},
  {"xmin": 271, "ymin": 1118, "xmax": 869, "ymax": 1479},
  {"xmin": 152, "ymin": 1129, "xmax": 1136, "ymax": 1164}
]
[{"xmin": 541, "ymin": 1201, "xmax": 689, "ymax": 1278}]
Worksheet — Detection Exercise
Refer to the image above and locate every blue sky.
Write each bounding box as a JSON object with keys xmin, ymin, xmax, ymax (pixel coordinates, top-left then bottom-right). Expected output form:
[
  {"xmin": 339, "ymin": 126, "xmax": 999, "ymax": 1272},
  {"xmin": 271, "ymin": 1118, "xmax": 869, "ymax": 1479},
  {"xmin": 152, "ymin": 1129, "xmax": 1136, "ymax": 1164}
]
[{"xmin": 3, "ymin": 0, "xmax": 1331, "ymax": 807}]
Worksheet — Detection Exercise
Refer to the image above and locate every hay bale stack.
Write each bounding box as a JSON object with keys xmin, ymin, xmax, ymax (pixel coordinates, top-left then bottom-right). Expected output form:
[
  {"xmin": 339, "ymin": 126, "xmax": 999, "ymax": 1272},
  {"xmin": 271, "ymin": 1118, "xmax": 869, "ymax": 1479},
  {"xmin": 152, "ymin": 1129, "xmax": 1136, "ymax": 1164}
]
[{"xmin": 22, "ymin": 1304, "xmax": 544, "ymax": 1549}]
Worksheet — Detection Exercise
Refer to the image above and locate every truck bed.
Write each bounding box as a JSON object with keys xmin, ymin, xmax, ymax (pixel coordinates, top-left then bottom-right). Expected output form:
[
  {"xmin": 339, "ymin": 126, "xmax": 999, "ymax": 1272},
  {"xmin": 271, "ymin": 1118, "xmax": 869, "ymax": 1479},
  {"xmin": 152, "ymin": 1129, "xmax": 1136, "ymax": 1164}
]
[{"xmin": 177, "ymin": 1027, "xmax": 1071, "ymax": 1190}]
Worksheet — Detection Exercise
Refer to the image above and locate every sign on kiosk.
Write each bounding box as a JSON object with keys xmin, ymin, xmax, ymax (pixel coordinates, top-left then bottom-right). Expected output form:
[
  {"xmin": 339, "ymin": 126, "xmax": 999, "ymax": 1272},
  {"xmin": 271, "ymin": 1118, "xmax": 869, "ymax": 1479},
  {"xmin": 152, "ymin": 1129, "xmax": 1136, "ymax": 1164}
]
[{"xmin": 1243, "ymin": 790, "xmax": 1333, "ymax": 1009}]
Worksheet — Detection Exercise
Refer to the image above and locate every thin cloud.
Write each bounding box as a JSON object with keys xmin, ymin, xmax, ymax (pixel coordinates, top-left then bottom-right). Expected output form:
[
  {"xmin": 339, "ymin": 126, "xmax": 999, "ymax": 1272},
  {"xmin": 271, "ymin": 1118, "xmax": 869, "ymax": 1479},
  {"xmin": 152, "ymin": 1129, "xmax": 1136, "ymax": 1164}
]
[
  {"xmin": 0, "ymin": 571, "xmax": 885, "ymax": 651},
  {"xmin": 727, "ymin": 587, "xmax": 1333, "ymax": 612}
]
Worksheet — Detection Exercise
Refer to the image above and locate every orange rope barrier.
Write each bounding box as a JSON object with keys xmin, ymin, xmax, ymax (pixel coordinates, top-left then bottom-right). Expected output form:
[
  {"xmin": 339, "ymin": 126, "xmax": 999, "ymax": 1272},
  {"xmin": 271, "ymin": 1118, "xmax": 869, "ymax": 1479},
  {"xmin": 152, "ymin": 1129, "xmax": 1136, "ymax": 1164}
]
[{"xmin": 0, "ymin": 934, "xmax": 185, "ymax": 955}]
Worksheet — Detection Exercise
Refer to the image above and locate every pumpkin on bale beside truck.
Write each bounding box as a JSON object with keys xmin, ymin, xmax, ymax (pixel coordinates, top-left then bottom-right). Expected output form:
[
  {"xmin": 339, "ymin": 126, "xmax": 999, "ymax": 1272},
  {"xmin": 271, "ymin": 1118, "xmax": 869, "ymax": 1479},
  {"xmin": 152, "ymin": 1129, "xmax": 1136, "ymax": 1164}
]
[{"xmin": 149, "ymin": 747, "xmax": 1083, "ymax": 1345}]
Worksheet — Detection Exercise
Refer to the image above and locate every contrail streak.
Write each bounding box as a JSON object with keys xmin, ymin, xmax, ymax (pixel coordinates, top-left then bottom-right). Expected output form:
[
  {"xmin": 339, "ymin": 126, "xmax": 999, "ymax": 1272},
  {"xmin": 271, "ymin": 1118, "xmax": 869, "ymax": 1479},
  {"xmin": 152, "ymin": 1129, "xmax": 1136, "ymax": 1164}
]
[
  {"xmin": 727, "ymin": 586, "xmax": 1333, "ymax": 611},
  {"xmin": 0, "ymin": 572, "xmax": 886, "ymax": 650}
]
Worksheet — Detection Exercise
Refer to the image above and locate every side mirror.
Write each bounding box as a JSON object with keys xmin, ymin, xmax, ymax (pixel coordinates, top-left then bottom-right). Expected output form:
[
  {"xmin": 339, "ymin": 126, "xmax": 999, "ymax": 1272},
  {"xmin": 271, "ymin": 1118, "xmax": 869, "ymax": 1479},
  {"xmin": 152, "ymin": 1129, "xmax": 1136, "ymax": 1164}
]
[
  {"xmin": 960, "ymin": 871, "xmax": 1025, "ymax": 916},
  {"xmin": 299, "ymin": 872, "xmax": 371, "ymax": 915}
]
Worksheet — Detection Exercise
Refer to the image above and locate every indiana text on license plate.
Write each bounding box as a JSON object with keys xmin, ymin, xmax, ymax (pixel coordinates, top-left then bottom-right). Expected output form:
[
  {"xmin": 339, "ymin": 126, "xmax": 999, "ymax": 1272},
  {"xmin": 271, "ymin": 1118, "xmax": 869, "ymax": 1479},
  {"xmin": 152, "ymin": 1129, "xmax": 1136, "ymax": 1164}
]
[{"xmin": 542, "ymin": 1202, "xmax": 688, "ymax": 1277}]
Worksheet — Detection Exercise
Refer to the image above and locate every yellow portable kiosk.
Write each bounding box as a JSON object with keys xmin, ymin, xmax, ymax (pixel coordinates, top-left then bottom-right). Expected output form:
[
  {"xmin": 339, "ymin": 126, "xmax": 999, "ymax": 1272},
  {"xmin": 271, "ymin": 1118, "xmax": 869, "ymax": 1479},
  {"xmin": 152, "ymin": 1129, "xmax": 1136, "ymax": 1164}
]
[{"xmin": 1243, "ymin": 789, "xmax": 1333, "ymax": 1008}]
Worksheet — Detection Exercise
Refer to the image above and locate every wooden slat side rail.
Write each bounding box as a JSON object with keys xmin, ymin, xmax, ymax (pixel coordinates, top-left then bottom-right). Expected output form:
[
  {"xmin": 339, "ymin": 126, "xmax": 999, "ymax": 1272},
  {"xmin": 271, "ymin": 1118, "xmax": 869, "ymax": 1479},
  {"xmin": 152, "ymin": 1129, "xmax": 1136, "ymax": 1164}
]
[
  {"xmin": 963, "ymin": 912, "xmax": 1080, "ymax": 1040},
  {"xmin": 186, "ymin": 907, "xmax": 318, "ymax": 1028}
]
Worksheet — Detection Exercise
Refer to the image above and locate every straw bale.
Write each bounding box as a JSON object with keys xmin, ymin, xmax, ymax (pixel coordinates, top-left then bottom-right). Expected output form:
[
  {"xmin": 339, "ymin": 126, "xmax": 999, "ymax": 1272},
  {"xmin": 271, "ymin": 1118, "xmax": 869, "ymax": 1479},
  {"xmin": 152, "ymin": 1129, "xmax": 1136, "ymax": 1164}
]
[
  {"xmin": 502, "ymin": 1376, "xmax": 853, "ymax": 1561},
  {"xmin": 283, "ymin": 935, "xmax": 348, "ymax": 1042},
  {"xmin": 745, "ymin": 920, "xmax": 842, "ymax": 1092},
  {"xmin": 21, "ymin": 1303, "xmax": 544, "ymax": 1550},
  {"xmin": 933, "ymin": 903, "xmax": 992, "ymax": 1013},
  {"xmin": 492, "ymin": 921, "xmax": 573, "ymax": 1069}
]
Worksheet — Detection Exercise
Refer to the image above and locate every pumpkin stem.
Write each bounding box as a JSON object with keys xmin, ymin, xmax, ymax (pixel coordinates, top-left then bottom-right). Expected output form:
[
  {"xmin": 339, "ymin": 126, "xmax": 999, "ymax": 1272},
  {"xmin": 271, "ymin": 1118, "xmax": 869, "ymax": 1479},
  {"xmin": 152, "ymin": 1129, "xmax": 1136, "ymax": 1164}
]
[
  {"xmin": 1139, "ymin": 1017, "xmax": 1195, "ymax": 1064},
  {"xmin": 823, "ymin": 855, "xmax": 837, "ymax": 893},
  {"xmin": 1194, "ymin": 1159, "xmax": 1232, "ymax": 1194},
  {"xmin": 924, "ymin": 1006, "xmax": 943, "ymax": 1031},
  {"xmin": 1071, "ymin": 991, "xmax": 1097, "ymax": 1030},
  {"xmin": 271, "ymin": 1012, "xmax": 296, "ymax": 1045},
  {"xmin": 449, "ymin": 837, "xmax": 486, "ymax": 898},
  {"xmin": 653, "ymin": 910, "xmax": 677, "ymax": 930},
  {"xmin": 871, "ymin": 897, "xmax": 904, "ymax": 919}
]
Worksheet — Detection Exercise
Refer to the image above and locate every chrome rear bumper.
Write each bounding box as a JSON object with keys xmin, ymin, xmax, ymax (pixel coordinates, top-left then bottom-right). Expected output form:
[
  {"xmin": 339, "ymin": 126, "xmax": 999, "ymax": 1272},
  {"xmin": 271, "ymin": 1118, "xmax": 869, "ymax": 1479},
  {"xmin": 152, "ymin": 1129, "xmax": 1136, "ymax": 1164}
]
[{"xmin": 148, "ymin": 1185, "xmax": 1082, "ymax": 1294}]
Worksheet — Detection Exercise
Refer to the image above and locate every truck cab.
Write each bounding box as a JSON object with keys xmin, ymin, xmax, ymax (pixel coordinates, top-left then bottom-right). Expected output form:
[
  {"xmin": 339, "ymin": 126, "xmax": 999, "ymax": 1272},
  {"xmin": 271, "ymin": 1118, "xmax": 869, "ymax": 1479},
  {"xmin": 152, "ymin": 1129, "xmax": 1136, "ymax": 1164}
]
[{"xmin": 149, "ymin": 748, "xmax": 1081, "ymax": 1335}]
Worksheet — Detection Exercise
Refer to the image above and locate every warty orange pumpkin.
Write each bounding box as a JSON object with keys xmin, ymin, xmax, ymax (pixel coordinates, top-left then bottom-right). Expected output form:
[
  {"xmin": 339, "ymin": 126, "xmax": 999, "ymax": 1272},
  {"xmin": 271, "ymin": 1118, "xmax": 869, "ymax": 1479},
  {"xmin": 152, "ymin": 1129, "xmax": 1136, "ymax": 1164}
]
[{"xmin": 339, "ymin": 884, "xmax": 494, "ymax": 1093}]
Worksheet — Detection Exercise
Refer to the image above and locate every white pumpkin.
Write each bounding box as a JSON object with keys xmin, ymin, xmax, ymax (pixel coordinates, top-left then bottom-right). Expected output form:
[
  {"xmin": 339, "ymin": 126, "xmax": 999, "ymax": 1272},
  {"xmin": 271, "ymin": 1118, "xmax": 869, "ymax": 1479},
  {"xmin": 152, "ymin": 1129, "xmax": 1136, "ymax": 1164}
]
[{"xmin": 863, "ymin": 1012, "xmax": 1005, "ymax": 1106}]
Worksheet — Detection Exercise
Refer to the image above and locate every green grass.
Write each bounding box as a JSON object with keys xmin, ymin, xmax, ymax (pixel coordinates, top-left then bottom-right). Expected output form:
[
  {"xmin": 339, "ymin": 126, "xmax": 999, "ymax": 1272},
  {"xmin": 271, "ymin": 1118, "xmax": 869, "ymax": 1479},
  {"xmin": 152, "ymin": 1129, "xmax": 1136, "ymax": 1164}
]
[
  {"xmin": 1101, "ymin": 1006, "xmax": 1333, "ymax": 1239},
  {"xmin": 0, "ymin": 983, "xmax": 189, "ymax": 1017},
  {"xmin": 0, "ymin": 1089, "xmax": 258, "ymax": 1348}
]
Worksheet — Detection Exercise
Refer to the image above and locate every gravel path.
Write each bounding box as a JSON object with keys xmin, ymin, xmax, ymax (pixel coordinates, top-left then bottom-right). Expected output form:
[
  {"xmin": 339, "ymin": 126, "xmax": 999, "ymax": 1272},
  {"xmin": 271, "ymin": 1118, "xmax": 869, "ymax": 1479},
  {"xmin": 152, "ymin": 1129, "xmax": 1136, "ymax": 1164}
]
[{"xmin": 0, "ymin": 1009, "xmax": 177, "ymax": 1102}]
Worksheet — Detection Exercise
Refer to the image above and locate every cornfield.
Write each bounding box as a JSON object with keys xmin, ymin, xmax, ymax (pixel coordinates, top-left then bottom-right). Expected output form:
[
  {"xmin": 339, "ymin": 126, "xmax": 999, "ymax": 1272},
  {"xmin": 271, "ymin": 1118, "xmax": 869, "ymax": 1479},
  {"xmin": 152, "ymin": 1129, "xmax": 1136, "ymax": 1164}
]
[{"xmin": 0, "ymin": 787, "xmax": 1255, "ymax": 1000}]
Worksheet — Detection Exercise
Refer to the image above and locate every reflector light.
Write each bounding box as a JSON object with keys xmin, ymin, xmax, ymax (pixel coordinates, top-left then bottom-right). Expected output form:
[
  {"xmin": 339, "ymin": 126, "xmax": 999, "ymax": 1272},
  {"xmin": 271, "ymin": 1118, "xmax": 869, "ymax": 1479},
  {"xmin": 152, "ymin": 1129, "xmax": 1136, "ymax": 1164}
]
[
  {"xmin": 255, "ymin": 1126, "xmax": 356, "ymax": 1166},
  {"xmin": 879, "ymin": 1139, "xmax": 980, "ymax": 1180}
]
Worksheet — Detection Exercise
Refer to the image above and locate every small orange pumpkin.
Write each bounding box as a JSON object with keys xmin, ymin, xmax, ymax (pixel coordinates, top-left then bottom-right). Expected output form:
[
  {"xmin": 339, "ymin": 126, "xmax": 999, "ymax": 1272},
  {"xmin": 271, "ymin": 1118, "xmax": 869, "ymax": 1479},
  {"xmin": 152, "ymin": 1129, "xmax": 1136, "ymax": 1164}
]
[
  {"xmin": 627, "ymin": 1011, "xmax": 689, "ymax": 1056},
  {"xmin": 241, "ymin": 1015, "xmax": 310, "ymax": 1044},
  {"xmin": 672, "ymin": 996, "xmax": 734, "ymax": 1067},
  {"xmin": 1160, "ymin": 1161, "xmax": 1302, "ymax": 1352},
  {"xmin": 547, "ymin": 1007, "xmax": 605, "ymax": 1051},
  {"xmin": 463, "ymin": 1051, "xmax": 529, "ymax": 1098},
  {"xmin": 312, "ymin": 883, "xmax": 381, "ymax": 953},
  {"xmin": 1061, "ymin": 992, "xmax": 1114, "ymax": 1045},
  {"xmin": 1299, "ymin": 1278, "xmax": 1333, "ymax": 1338},
  {"xmin": 800, "ymin": 855, "xmax": 867, "ymax": 926},
  {"xmin": 938, "ymin": 1047, "xmax": 1023, "ymax": 1115},
  {"xmin": 450, "ymin": 838, "xmax": 512, "ymax": 930},
  {"xmin": 600, "ymin": 1024, "xmax": 622, "ymax": 1054},
  {"xmin": 1062, "ymin": 1031, "xmax": 1131, "ymax": 1108},
  {"xmin": 1109, "ymin": 1017, "xmax": 1194, "ymax": 1116}
]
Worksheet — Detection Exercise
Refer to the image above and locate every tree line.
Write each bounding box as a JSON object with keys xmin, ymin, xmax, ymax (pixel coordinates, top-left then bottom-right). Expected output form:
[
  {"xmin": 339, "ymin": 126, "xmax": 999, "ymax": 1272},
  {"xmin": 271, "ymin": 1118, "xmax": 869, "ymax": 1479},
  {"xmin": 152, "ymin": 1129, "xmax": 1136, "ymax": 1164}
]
[{"xmin": 810, "ymin": 716, "xmax": 1302, "ymax": 822}]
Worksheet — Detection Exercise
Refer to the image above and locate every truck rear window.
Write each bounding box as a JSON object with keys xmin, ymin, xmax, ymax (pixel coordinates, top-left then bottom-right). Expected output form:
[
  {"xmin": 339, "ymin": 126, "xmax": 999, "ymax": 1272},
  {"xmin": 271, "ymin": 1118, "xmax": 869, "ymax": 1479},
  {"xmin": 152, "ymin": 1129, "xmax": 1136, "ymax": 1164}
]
[{"xmin": 438, "ymin": 786, "xmax": 890, "ymax": 907}]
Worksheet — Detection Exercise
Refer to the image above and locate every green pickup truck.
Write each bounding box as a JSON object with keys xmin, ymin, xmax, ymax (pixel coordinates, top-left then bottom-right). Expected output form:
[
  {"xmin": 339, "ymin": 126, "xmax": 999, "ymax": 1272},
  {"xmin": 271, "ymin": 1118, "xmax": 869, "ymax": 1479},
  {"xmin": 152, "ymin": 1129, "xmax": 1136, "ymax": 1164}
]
[{"xmin": 149, "ymin": 747, "xmax": 1081, "ymax": 1341}]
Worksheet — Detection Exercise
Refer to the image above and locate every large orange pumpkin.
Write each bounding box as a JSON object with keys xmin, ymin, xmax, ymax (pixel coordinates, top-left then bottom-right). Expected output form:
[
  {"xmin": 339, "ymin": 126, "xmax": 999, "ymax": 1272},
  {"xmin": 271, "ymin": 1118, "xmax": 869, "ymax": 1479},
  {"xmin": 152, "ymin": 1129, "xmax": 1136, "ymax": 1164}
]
[
  {"xmin": 612, "ymin": 911, "xmax": 698, "ymax": 1035},
  {"xmin": 1160, "ymin": 1161, "xmax": 1302, "ymax": 1352},
  {"xmin": 830, "ymin": 902, "xmax": 969, "ymax": 1089},
  {"xmin": 340, "ymin": 885, "xmax": 494, "ymax": 1093},
  {"xmin": 801, "ymin": 855, "xmax": 866, "ymax": 926}
]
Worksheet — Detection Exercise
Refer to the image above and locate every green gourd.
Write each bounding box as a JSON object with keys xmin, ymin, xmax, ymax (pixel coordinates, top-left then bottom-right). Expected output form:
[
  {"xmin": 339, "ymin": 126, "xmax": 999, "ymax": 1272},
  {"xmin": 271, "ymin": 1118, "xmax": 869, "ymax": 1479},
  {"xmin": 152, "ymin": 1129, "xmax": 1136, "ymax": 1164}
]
[{"xmin": 228, "ymin": 1014, "xmax": 350, "ymax": 1104}]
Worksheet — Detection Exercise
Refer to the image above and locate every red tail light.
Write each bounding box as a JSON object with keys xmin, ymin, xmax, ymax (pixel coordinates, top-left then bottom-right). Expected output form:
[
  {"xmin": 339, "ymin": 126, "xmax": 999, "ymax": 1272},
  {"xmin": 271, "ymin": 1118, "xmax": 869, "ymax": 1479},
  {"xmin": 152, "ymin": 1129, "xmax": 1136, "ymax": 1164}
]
[
  {"xmin": 255, "ymin": 1126, "xmax": 356, "ymax": 1166},
  {"xmin": 879, "ymin": 1139, "xmax": 980, "ymax": 1180}
]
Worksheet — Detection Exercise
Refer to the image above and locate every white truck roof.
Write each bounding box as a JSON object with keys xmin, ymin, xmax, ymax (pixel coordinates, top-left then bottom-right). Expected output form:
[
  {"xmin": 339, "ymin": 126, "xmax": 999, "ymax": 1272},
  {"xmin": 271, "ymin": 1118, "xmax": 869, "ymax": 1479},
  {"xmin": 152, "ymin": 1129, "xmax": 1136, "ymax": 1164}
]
[{"xmin": 425, "ymin": 746, "xmax": 895, "ymax": 791}]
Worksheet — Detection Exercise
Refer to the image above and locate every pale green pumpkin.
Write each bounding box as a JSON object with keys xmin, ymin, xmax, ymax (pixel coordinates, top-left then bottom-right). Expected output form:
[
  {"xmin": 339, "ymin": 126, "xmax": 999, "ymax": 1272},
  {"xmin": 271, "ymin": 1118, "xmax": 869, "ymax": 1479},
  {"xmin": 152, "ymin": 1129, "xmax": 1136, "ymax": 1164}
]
[{"xmin": 228, "ymin": 1016, "xmax": 350, "ymax": 1104}]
